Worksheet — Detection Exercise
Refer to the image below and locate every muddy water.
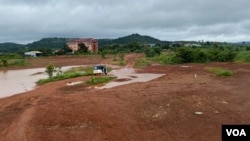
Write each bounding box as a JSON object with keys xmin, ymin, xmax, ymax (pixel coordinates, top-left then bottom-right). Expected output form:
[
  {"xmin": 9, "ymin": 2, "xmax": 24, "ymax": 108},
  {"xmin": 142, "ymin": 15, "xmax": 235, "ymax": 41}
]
[
  {"xmin": 97, "ymin": 68, "xmax": 165, "ymax": 89},
  {"xmin": 0, "ymin": 66, "xmax": 82, "ymax": 98},
  {"xmin": 0, "ymin": 66, "xmax": 165, "ymax": 98},
  {"xmin": 0, "ymin": 68, "xmax": 47, "ymax": 98}
]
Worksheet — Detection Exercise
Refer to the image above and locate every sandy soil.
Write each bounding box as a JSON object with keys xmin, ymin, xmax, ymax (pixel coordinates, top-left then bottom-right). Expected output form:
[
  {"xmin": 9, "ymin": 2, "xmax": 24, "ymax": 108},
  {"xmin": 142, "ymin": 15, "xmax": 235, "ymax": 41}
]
[{"xmin": 0, "ymin": 54, "xmax": 250, "ymax": 141}]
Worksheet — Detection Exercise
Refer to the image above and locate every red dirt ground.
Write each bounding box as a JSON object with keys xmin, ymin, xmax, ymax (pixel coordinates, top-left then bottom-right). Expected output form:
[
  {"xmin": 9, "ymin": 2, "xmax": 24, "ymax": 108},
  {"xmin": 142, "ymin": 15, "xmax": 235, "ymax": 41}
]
[{"xmin": 0, "ymin": 54, "xmax": 250, "ymax": 141}]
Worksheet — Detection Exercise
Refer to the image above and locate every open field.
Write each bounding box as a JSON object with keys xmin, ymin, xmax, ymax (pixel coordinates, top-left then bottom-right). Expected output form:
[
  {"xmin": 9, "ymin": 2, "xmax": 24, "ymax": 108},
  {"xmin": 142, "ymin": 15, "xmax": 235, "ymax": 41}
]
[{"xmin": 0, "ymin": 54, "xmax": 250, "ymax": 141}]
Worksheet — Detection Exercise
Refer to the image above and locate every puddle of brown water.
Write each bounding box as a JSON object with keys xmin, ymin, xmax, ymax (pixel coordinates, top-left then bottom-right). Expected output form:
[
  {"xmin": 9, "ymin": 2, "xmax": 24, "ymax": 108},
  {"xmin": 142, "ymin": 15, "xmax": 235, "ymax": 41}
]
[
  {"xmin": 0, "ymin": 65, "xmax": 85, "ymax": 98},
  {"xmin": 96, "ymin": 68, "xmax": 165, "ymax": 89}
]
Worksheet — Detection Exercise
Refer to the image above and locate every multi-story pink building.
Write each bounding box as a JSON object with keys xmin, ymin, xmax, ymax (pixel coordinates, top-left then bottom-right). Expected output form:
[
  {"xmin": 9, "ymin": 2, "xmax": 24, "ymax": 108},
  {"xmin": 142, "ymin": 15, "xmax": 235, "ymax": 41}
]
[{"xmin": 67, "ymin": 38, "xmax": 98, "ymax": 53}]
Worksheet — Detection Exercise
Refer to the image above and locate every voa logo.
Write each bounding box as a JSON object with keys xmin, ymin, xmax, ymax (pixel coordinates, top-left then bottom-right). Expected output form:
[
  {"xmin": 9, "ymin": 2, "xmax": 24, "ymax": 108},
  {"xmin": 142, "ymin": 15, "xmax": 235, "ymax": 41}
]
[{"xmin": 226, "ymin": 129, "xmax": 246, "ymax": 136}]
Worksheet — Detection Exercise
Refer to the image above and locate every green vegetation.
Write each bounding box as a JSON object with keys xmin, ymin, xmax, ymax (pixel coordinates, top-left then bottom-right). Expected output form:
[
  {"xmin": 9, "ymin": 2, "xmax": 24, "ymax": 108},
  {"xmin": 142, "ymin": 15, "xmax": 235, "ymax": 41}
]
[
  {"xmin": 0, "ymin": 54, "xmax": 29, "ymax": 67},
  {"xmin": 37, "ymin": 72, "xmax": 85, "ymax": 85},
  {"xmin": 151, "ymin": 53, "xmax": 180, "ymax": 64},
  {"xmin": 205, "ymin": 67, "xmax": 234, "ymax": 76},
  {"xmin": 37, "ymin": 66, "xmax": 94, "ymax": 85},
  {"xmin": 144, "ymin": 47, "xmax": 162, "ymax": 57},
  {"xmin": 135, "ymin": 57, "xmax": 152, "ymax": 68},
  {"xmin": 87, "ymin": 76, "xmax": 116, "ymax": 85},
  {"xmin": 234, "ymin": 51, "xmax": 250, "ymax": 63},
  {"xmin": 65, "ymin": 66, "xmax": 93, "ymax": 75},
  {"xmin": 37, "ymin": 65, "xmax": 112, "ymax": 85},
  {"xmin": 1, "ymin": 34, "xmax": 250, "ymax": 66},
  {"xmin": 111, "ymin": 53, "xmax": 127, "ymax": 66}
]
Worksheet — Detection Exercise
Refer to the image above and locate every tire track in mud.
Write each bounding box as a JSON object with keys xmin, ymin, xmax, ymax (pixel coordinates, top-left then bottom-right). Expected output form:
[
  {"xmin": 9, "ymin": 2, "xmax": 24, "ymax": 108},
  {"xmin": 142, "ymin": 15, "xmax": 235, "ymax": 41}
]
[{"xmin": 1, "ymin": 97, "xmax": 40, "ymax": 141}]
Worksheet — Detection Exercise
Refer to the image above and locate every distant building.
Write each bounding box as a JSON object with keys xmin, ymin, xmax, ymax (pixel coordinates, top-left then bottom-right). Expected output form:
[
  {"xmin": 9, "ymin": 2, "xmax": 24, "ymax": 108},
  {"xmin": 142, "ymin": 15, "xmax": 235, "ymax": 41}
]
[
  {"xmin": 67, "ymin": 38, "xmax": 98, "ymax": 53},
  {"xmin": 24, "ymin": 51, "xmax": 43, "ymax": 57}
]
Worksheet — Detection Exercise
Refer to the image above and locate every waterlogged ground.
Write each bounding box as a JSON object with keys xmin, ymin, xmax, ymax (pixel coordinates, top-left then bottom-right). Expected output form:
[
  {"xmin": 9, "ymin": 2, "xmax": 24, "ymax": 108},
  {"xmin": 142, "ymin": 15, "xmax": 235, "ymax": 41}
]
[
  {"xmin": 0, "ymin": 54, "xmax": 250, "ymax": 141},
  {"xmin": 0, "ymin": 68, "xmax": 47, "ymax": 98},
  {"xmin": 0, "ymin": 65, "xmax": 164, "ymax": 98},
  {"xmin": 97, "ymin": 67, "xmax": 165, "ymax": 89},
  {"xmin": 0, "ymin": 66, "xmax": 85, "ymax": 98}
]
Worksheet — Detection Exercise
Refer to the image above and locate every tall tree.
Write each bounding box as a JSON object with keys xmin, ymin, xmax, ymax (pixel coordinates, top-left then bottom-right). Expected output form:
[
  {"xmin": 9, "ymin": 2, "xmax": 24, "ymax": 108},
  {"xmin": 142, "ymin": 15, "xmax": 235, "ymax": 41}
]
[{"xmin": 78, "ymin": 43, "xmax": 89, "ymax": 53}]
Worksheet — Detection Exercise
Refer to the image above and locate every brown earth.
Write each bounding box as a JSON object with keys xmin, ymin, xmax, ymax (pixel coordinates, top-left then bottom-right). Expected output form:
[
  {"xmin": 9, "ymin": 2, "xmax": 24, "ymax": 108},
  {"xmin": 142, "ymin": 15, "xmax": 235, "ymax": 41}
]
[{"xmin": 0, "ymin": 54, "xmax": 250, "ymax": 141}]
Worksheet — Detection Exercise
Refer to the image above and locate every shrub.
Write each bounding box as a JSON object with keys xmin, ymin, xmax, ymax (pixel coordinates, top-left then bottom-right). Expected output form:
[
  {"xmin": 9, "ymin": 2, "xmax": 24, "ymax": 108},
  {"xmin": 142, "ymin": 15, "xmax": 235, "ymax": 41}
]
[
  {"xmin": 45, "ymin": 64, "xmax": 56, "ymax": 78},
  {"xmin": 144, "ymin": 47, "xmax": 162, "ymax": 57},
  {"xmin": 1, "ymin": 59, "xmax": 8, "ymax": 67},
  {"xmin": 135, "ymin": 57, "xmax": 152, "ymax": 67},
  {"xmin": 152, "ymin": 54, "xmax": 180, "ymax": 64},
  {"xmin": 234, "ymin": 51, "xmax": 250, "ymax": 63}
]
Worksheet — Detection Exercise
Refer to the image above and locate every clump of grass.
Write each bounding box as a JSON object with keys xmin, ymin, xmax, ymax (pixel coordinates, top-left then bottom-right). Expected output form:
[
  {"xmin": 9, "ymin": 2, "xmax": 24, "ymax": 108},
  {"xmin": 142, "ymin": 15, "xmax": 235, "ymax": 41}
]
[
  {"xmin": 87, "ymin": 76, "xmax": 116, "ymax": 85},
  {"xmin": 37, "ymin": 66, "xmax": 95, "ymax": 85},
  {"xmin": 65, "ymin": 66, "xmax": 93, "ymax": 75},
  {"xmin": 0, "ymin": 59, "xmax": 29, "ymax": 67},
  {"xmin": 37, "ymin": 72, "xmax": 85, "ymax": 85},
  {"xmin": 111, "ymin": 60, "xmax": 127, "ymax": 66},
  {"xmin": 205, "ymin": 67, "xmax": 234, "ymax": 76},
  {"xmin": 135, "ymin": 57, "xmax": 152, "ymax": 68}
]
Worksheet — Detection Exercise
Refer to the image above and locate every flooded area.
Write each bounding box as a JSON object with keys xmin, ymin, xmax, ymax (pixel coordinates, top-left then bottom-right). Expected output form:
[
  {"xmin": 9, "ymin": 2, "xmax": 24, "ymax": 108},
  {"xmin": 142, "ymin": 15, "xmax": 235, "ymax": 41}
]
[
  {"xmin": 0, "ymin": 66, "xmax": 165, "ymax": 98},
  {"xmin": 0, "ymin": 66, "xmax": 82, "ymax": 98},
  {"xmin": 97, "ymin": 67, "xmax": 165, "ymax": 89},
  {"xmin": 0, "ymin": 68, "xmax": 47, "ymax": 98}
]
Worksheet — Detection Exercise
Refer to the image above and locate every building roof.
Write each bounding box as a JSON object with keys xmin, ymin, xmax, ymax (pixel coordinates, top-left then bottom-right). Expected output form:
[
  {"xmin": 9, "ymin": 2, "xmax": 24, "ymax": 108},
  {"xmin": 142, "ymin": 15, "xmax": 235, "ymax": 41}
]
[
  {"xmin": 68, "ymin": 38, "xmax": 97, "ymax": 44},
  {"xmin": 25, "ymin": 51, "xmax": 43, "ymax": 54}
]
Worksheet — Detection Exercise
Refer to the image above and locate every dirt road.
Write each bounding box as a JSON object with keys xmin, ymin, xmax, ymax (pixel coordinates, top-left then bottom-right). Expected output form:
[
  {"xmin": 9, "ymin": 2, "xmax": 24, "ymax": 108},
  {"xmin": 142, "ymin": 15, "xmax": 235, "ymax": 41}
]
[{"xmin": 0, "ymin": 54, "xmax": 250, "ymax": 141}]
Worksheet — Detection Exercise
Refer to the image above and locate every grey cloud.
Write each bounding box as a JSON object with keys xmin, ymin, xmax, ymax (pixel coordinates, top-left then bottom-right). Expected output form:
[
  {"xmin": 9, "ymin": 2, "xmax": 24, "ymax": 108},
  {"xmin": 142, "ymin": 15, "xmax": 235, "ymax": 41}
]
[{"xmin": 0, "ymin": 0, "xmax": 250, "ymax": 43}]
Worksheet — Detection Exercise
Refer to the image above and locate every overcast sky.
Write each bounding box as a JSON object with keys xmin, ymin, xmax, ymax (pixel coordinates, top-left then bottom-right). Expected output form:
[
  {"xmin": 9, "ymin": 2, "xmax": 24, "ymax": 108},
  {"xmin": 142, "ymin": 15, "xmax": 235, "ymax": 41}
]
[{"xmin": 1, "ymin": 0, "xmax": 250, "ymax": 43}]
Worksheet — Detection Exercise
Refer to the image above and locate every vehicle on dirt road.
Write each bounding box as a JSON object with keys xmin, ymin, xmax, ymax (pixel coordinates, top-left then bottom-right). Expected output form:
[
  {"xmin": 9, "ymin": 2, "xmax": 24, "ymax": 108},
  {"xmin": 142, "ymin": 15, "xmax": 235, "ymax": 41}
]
[{"xmin": 93, "ymin": 64, "xmax": 107, "ymax": 75}]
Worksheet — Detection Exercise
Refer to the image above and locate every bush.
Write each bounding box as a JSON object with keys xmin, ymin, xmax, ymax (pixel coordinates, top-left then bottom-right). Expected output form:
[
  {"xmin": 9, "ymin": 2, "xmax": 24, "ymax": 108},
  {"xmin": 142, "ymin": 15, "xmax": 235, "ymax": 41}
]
[
  {"xmin": 144, "ymin": 47, "xmax": 162, "ymax": 57},
  {"xmin": 1, "ymin": 59, "xmax": 8, "ymax": 67},
  {"xmin": 135, "ymin": 57, "xmax": 152, "ymax": 67},
  {"xmin": 45, "ymin": 64, "xmax": 56, "ymax": 78},
  {"xmin": 152, "ymin": 54, "xmax": 180, "ymax": 64},
  {"xmin": 234, "ymin": 51, "xmax": 250, "ymax": 63}
]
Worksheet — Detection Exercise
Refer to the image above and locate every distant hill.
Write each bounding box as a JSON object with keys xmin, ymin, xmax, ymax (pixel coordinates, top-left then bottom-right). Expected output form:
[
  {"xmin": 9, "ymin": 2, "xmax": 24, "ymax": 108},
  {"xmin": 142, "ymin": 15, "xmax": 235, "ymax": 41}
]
[
  {"xmin": 26, "ymin": 37, "xmax": 69, "ymax": 50},
  {"xmin": 0, "ymin": 43, "xmax": 25, "ymax": 53},
  {"xmin": 98, "ymin": 33, "xmax": 163, "ymax": 47},
  {"xmin": 232, "ymin": 41, "xmax": 250, "ymax": 46},
  {"xmin": 0, "ymin": 34, "xmax": 167, "ymax": 53},
  {"xmin": 0, "ymin": 38, "xmax": 69, "ymax": 53}
]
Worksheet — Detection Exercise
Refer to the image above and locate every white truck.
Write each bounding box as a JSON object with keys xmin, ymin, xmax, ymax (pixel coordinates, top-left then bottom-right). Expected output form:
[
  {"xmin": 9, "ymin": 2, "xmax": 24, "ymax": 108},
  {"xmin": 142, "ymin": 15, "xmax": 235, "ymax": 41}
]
[{"xmin": 93, "ymin": 64, "xmax": 107, "ymax": 75}]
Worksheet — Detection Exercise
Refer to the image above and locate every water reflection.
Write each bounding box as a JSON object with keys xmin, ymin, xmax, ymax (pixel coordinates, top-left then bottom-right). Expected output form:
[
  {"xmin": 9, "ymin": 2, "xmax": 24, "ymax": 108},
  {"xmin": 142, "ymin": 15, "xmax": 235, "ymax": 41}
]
[
  {"xmin": 96, "ymin": 68, "xmax": 165, "ymax": 89},
  {"xmin": 0, "ymin": 68, "xmax": 47, "ymax": 98},
  {"xmin": 0, "ymin": 66, "xmax": 82, "ymax": 98}
]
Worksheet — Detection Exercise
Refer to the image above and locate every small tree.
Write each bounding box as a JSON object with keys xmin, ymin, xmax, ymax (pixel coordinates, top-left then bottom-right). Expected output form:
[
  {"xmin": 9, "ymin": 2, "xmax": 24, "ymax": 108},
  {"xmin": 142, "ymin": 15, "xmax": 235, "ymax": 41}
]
[
  {"xmin": 78, "ymin": 43, "xmax": 89, "ymax": 53},
  {"xmin": 45, "ymin": 64, "xmax": 55, "ymax": 78},
  {"xmin": 101, "ymin": 51, "xmax": 106, "ymax": 59},
  {"xmin": 1, "ymin": 59, "xmax": 8, "ymax": 67}
]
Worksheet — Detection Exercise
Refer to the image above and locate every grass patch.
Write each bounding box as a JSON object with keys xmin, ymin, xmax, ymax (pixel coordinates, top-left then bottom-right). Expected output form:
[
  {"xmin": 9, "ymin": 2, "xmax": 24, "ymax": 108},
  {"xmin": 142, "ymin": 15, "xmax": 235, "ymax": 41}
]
[
  {"xmin": 37, "ymin": 66, "xmax": 113, "ymax": 85},
  {"xmin": 205, "ymin": 67, "xmax": 234, "ymax": 76},
  {"xmin": 111, "ymin": 60, "xmax": 127, "ymax": 66},
  {"xmin": 152, "ymin": 53, "xmax": 180, "ymax": 64},
  {"xmin": 87, "ymin": 76, "xmax": 116, "ymax": 85},
  {"xmin": 65, "ymin": 66, "xmax": 93, "ymax": 75},
  {"xmin": 37, "ymin": 72, "xmax": 85, "ymax": 85},
  {"xmin": 0, "ymin": 59, "xmax": 29, "ymax": 67},
  {"xmin": 135, "ymin": 57, "xmax": 152, "ymax": 68},
  {"xmin": 234, "ymin": 51, "xmax": 250, "ymax": 63}
]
